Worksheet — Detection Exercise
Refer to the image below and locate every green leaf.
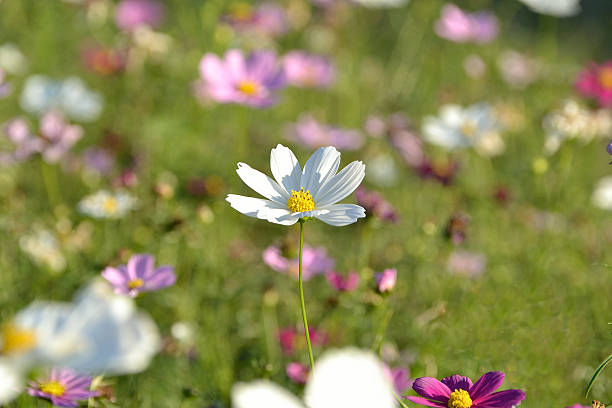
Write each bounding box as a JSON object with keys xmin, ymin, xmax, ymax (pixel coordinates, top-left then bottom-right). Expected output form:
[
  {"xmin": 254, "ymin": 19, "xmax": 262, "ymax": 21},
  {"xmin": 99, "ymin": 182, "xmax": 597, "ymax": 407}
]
[{"xmin": 585, "ymin": 353, "xmax": 612, "ymax": 398}]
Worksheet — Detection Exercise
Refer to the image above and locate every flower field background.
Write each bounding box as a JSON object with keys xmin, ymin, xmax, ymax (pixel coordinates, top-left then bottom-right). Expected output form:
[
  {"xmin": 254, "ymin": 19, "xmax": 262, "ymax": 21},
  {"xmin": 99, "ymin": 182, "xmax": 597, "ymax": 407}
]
[{"xmin": 0, "ymin": 0, "xmax": 611, "ymax": 407}]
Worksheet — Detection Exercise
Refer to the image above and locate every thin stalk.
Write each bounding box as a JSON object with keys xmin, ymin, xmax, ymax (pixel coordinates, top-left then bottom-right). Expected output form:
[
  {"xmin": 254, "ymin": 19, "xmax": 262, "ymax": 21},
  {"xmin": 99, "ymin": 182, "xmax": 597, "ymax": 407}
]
[
  {"xmin": 298, "ymin": 219, "xmax": 315, "ymax": 372},
  {"xmin": 372, "ymin": 304, "xmax": 394, "ymax": 354},
  {"xmin": 394, "ymin": 392, "xmax": 410, "ymax": 408},
  {"xmin": 40, "ymin": 159, "xmax": 60, "ymax": 208}
]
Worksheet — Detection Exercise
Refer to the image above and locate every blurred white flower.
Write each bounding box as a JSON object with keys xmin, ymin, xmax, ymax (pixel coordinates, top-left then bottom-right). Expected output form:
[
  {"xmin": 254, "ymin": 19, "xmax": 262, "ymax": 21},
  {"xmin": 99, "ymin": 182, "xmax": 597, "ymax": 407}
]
[
  {"xmin": 365, "ymin": 154, "xmax": 398, "ymax": 187},
  {"xmin": 422, "ymin": 103, "xmax": 505, "ymax": 157},
  {"xmin": 20, "ymin": 75, "xmax": 103, "ymax": 122},
  {"xmin": 352, "ymin": 0, "xmax": 409, "ymax": 8},
  {"xmin": 0, "ymin": 43, "xmax": 27, "ymax": 75},
  {"xmin": 232, "ymin": 348, "xmax": 396, "ymax": 408},
  {"xmin": 19, "ymin": 229, "xmax": 66, "ymax": 272},
  {"xmin": 0, "ymin": 280, "xmax": 161, "ymax": 404},
  {"xmin": 517, "ymin": 0, "xmax": 581, "ymax": 17},
  {"xmin": 0, "ymin": 359, "xmax": 23, "ymax": 405},
  {"xmin": 592, "ymin": 176, "xmax": 612, "ymax": 210},
  {"xmin": 78, "ymin": 190, "xmax": 137, "ymax": 219}
]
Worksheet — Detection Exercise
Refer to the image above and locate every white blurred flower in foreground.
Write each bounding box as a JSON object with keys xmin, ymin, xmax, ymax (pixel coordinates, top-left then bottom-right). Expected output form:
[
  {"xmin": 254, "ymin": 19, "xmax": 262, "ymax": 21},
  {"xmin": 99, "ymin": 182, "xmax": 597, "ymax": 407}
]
[
  {"xmin": 226, "ymin": 145, "xmax": 366, "ymax": 226},
  {"xmin": 592, "ymin": 176, "xmax": 612, "ymax": 210},
  {"xmin": 78, "ymin": 190, "xmax": 137, "ymax": 219},
  {"xmin": 0, "ymin": 280, "xmax": 160, "ymax": 404},
  {"xmin": 422, "ymin": 103, "xmax": 505, "ymax": 157},
  {"xmin": 232, "ymin": 348, "xmax": 396, "ymax": 408},
  {"xmin": 517, "ymin": 0, "xmax": 581, "ymax": 17}
]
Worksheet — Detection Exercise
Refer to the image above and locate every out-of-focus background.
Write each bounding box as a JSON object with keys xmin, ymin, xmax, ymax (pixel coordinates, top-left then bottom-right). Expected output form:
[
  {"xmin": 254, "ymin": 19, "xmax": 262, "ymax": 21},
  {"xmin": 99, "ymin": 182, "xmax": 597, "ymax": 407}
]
[{"xmin": 0, "ymin": 0, "xmax": 611, "ymax": 406}]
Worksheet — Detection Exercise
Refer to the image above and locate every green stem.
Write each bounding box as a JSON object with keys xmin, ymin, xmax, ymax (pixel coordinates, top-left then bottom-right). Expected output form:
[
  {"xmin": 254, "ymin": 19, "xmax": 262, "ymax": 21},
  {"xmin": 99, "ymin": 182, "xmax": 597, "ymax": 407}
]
[
  {"xmin": 40, "ymin": 159, "xmax": 60, "ymax": 208},
  {"xmin": 298, "ymin": 219, "xmax": 315, "ymax": 372},
  {"xmin": 394, "ymin": 392, "xmax": 410, "ymax": 408},
  {"xmin": 372, "ymin": 303, "xmax": 394, "ymax": 354}
]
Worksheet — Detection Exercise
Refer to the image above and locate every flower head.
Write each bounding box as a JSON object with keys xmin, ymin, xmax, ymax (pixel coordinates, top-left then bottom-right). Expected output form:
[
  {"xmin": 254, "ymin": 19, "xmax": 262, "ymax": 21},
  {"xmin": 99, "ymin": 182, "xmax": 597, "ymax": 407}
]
[
  {"xmin": 287, "ymin": 115, "xmax": 364, "ymax": 151},
  {"xmin": 263, "ymin": 244, "xmax": 335, "ymax": 280},
  {"xmin": 354, "ymin": 186, "xmax": 398, "ymax": 223},
  {"xmin": 222, "ymin": 2, "xmax": 288, "ymax": 38},
  {"xmin": 435, "ymin": 4, "xmax": 498, "ymax": 44},
  {"xmin": 575, "ymin": 61, "xmax": 612, "ymax": 108},
  {"xmin": 78, "ymin": 190, "xmax": 136, "ymax": 219},
  {"xmin": 286, "ymin": 362, "xmax": 310, "ymax": 384},
  {"xmin": 375, "ymin": 268, "xmax": 397, "ymax": 293},
  {"xmin": 115, "ymin": 0, "xmax": 165, "ymax": 32},
  {"xmin": 102, "ymin": 254, "xmax": 176, "ymax": 297},
  {"xmin": 278, "ymin": 327, "xmax": 328, "ymax": 356},
  {"xmin": 199, "ymin": 49, "xmax": 286, "ymax": 108},
  {"xmin": 389, "ymin": 366, "xmax": 413, "ymax": 394},
  {"xmin": 28, "ymin": 368, "xmax": 98, "ymax": 407},
  {"xmin": 326, "ymin": 270, "xmax": 360, "ymax": 292},
  {"xmin": 226, "ymin": 144, "xmax": 366, "ymax": 226},
  {"xmin": 517, "ymin": 0, "xmax": 581, "ymax": 17},
  {"xmin": 283, "ymin": 51, "xmax": 335, "ymax": 88},
  {"xmin": 407, "ymin": 372, "xmax": 525, "ymax": 408}
]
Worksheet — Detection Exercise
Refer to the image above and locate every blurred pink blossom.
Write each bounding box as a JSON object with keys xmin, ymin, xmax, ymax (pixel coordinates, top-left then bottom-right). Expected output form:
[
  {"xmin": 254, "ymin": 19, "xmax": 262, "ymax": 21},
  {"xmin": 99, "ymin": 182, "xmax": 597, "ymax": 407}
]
[
  {"xmin": 575, "ymin": 61, "xmax": 612, "ymax": 108},
  {"xmin": 435, "ymin": 4, "xmax": 498, "ymax": 44},
  {"xmin": 375, "ymin": 268, "xmax": 397, "ymax": 293},
  {"xmin": 447, "ymin": 250, "xmax": 486, "ymax": 278},
  {"xmin": 354, "ymin": 186, "xmax": 398, "ymax": 223},
  {"xmin": 287, "ymin": 115, "xmax": 364, "ymax": 151},
  {"xmin": 223, "ymin": 2, "xmax": 289, "ymax": 38},
  {"xmin": 115, "ymin": 0, "xmax": 165, "ymax": 32},
  {"xmin": 326, "ymin": 270, "xmax": 360, "ymax": 292},
  {"xmin": 278, "ymin": 327, "xmax": 328, "ymax": 355},
  {"xmin": 262, "ymin": 244, "xmax": 335, "ymax": 281},
  {"xmin": 286, "ymin": 362, "xmax": 310, "ymax": 384},
  {"xmin": 283, "ymin": 51, "xmax": 336, "ymax": 88}
]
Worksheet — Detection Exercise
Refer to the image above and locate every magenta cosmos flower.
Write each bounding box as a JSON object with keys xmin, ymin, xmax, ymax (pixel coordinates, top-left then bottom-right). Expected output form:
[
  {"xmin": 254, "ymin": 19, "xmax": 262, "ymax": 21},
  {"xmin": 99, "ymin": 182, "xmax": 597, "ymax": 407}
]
[
  {"xmin": 375, "ymin": 268, "xmax": 397, "ymax": 292},
  {"xmin": 223, "ymin": 2, "xmax": 289, "ymax": 38},
  {"xmin": 326, "ymin": 270, "xmax": 360, "ymax": 292},
  {"xmin": 283, "ymin": 51, "xmax": 336, "ymax": 88},
  {"xmin": 575, "ymin": 61, "xmax": 612, "ymax": 108},
  {"xmin": 199, "ymin": 49, "xmax": 286, "ymax": 108},
  {"xmin": 287, "ymin": 115, "xmax": 364, "ymax": 151},
  {"xmin": 102, "ymin": 254, "xmax": 176, "ymax": 297},
  {"xmin": 28, "ymin": 368, "xmax": 98, "ymax": 407},
  {"xmin": 115, "ymin": 0, "xmax": 165, "ymax": 32},
  {"xmin": 406, "ymin": 372, "xmax": 525, "ymax": 408},
  {"xmin": 263, "ymin": 244, "xmax": 335, "ymax": 280},
  {"xmin": 435, "ymin": 4, "xmax": 498, "ymax": 44}
]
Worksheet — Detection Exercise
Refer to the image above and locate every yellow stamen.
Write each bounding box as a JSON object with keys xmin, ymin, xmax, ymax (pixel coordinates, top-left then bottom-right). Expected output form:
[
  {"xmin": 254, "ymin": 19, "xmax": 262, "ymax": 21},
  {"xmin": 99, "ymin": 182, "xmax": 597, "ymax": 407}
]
[
  {"xmin": 39, "ymin": 381, "xmax": 66, "ymax": 397},
  {"xmin": 237, "ymin": 81, "xmax": 259, "ymax": 96},
  {"xmin": 128, "ymin": 278, "xmax": 144, "ymax": 290},
  {"xmin": 460, "ymin": 121, "xmax": 477, "ymax": 138},
  {"xmin": 103, "ymin": 198, "xmax": 118, "ymax": 214},
  {"xmin": 287, "ymin": 188, "xmax": 315, "ymax": 213},
  {"xmin": 598, "ymin": 67, "xmax": 612, "ymax": 90},
  {"xmin": 1, "ymin": 322, "xmax": 36, "ymax": 355},
  {"xmin": 448, "ymin": 389, "xmax": 472, "ymax": 408}
]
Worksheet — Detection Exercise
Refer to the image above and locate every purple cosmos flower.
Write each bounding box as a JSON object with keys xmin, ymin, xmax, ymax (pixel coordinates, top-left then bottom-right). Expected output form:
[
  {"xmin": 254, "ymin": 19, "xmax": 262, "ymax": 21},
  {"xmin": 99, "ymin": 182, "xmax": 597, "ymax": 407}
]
[
  {"xmin": 262, "ymin": 244, "xmax": 335, "ymax": 281},
  {"xmin": 1, "ymin": 118, "xmax": 42, "ymax": 165},
  {"xmin": 287, "ymin": 115, "xmax": 364, "ymax": 151},
  {"xmin": 388, "ymin": 366, "xmax": 413, "ymax": 394},
  {"xmin": 198, "ymin": 49, "xmax": 286, "ymax": 108},
  {"xmin": 82, "ymin": 147, "xmax": 115, "ymax": 175},
  {"xmin": 115, "ymin": 0, "xmax": 165, "ymax": 32},
  {"xmin": 326, "ymin": 270, "xmax": 360, "ymax": 292},
  {"xmin": 286, "ymin": 362, "xmax": 310, "ymax": 384},
  {"xmin": 27, "ymin": 368, "xmax": 98, "ymax": 408},
  {"xmin": 283, "ymin": 51, "xmax": 336, "ymax": 88},
  {"xmin": 565, "ymin": 405, "xmax": 589, "ymax": 408},
  {"xmin": 354, "ymin": 186, "xmax": 399, "ymax": 223},
  {"xmin": 406, "ymin": 372, "xmax": 525, "ymax": 408},
  {"xmin": 375, "ymin": 268, "xmax": 397, "ymax": 293},
  {"xmin": 223, "ymin": 2, "xmax": 289, "ymax": 38},
  {"xmin": 435, "ymin": 4, "xmax": 498, "ymax": 44},
  {"xmin": 102, "ymin": 254, "xmax": 176, "ymax": 297}
]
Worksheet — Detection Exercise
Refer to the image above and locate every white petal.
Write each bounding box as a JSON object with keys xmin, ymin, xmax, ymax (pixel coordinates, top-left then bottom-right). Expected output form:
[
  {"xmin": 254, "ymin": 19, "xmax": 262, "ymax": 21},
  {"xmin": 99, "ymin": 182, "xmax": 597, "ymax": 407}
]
[
  {"xmin": 0, "ymin": 359, "xmax": 23, "ymax": 405},
  {"xmin": 304, "ymin": 348, "xmax": 396, "ymax": 408},
  {"xmin": 232, "ymin": 381, "xmax": 304, "ymax": 408},
  {"xmin": 422, "ymin": 118, "xmax": 464, "ymax": 149},
  {"xmin": 300, "ymin": 146, "xmax": 340, "ymax": 198},
  {"xmin": 226, "ymin": 194, "xmax": 298, "ymax": 225},
  {"xmin": 315, "ymin": 204, "xmax": 365, "ymax": 226},
  {"xmin": 270, "ymin": 144, "xmax": 302, "ymax": 193},
  {"xmin": 236, "ymin": 162, "xmax": 289, "ymax": 203},
  {"xmin": 439, "ymin": 104, "xmax": 464, "ymax": 126},
  {"xmin": 315, "ymin": 161, "xmax": 365, "ymax": 207}
]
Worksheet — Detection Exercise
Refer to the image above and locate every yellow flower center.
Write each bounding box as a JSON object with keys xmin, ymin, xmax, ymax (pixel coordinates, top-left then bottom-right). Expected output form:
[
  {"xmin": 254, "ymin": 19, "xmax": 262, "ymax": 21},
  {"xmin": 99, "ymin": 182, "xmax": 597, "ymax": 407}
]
[
  {"xmin": 39, "ymin": 381, "xmax": 66, "ymax": 397},
  {"xmin": 460, "ymin": 121, "xmax": 478, "ymax": 138},
  {"xmin": 103, "ymin": 197, "xmax": 118, "ymax": 214},
  {"xmin": 287, "ymin": 188, "xmax": 315, "ymax": 213},
  {"xmin": 598, "ymin": 67, "xmax": 612, "ymax": 90},
  {"xmin": 1, "ymin": 322, "xmax": 36, "ymax": 355},
  {"xmin": 128, "ymin": 278, "xmax": 144, "ymax": 290},
  {"xmin": 237, "ymin": 80, "xmax": 259, "ymax": 96},
  {"xmin": 448, "ymin": 389, "xmax": 472, "ymax": 408}
]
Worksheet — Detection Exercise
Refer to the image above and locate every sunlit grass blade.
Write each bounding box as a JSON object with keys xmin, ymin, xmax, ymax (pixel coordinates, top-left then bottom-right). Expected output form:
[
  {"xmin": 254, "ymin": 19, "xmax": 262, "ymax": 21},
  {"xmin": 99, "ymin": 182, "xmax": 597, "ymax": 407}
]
[{"xmin": 585, "ymin": 353, "xmax": 612, "ymax": 398}]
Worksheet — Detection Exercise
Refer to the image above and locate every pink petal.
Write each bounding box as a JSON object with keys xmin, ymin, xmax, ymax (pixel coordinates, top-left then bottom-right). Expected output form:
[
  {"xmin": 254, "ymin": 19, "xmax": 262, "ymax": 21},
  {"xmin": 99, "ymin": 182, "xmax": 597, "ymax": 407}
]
[
  {"xmin": 412, "ymin": 377, "xmax": 452, "ymax": 402},
  {"xmin": 101, "ymin": 266, "xmax": 128, "ymax": 286},
  {"xmin": 405, "ymin": 396, "xmax": 448, "ymax": 407},
  {"xmin": 127, "ymin": 254, "xmax": 155, "ymax": 279},
  {"xmin": 473, "ymin": 389, "xmax": 525, "ymax": 408},
  {"xmin": 442, "ymin": 374, "xmax": 473, "ymax": 391},
  {"xmin": 469, "ymin": 372, "xmax": 505, "ymax": 400}
]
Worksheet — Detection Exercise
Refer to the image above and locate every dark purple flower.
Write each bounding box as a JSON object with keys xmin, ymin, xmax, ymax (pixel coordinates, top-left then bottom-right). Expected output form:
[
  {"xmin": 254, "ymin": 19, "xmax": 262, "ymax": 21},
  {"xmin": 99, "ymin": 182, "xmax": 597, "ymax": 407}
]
[
  {"xmin": 326, "ymin": 270, "xmax": 360, "ymax": 292},
  {"xmin": 102, "ymin": 253, "xmax": 176, "ymax": 297},
  {"xmin": 199, "ymin": 49, "xmax": 286, "ymax": 108},
  {"xmin": 27, "ymin": 368, "xmax": 98, "ymax": 407},
  {"xmin": 115, "ymin": 0, "xmax": 165, "ymax": 32},
  {"xmin": 354, "ymin": 186, "xmax": 399, "ymax": 223},
  {"xmin": 406, "ymin": 372, "xmax": 525, "ymax": 408}
]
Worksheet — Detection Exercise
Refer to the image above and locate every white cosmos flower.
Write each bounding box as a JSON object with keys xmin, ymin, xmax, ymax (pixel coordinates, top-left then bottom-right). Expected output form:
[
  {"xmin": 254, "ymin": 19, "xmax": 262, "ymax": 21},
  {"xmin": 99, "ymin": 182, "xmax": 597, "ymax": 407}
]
[
  {"xmin": 0, "ymin": 359, "xmax": 23, "ymax": 405},
  {"xmin": 226, "ymin": 145, "xmax": 366, "ymax": 226},
  {"xmin": 231, "ymin": 348, "xmax": 397, "ymax": 408},
  {"xmin": 517, "ymin": 0, "xmax": 581, "ymax": 17},
  {"xmin": 0, "ymin": 280, "xmax": 160, "ymax": 404}
]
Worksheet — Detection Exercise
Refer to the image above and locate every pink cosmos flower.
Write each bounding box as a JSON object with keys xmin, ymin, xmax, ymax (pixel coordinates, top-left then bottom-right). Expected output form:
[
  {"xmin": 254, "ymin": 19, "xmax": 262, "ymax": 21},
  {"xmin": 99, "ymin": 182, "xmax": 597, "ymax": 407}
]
[
  {"xmin": 262, "ymin": 244, "xmax": 335, "ymax": 281},
  {"xmin": 28, "ymin": 368, "xmax": 99, "ymax": 407},
  {"xmin": 223, "ymin": 2, "xmax": 289, "ymax": 38},
  {"xmin": 199, "ymin": 49, "xmax": 286, "ymax": 108},
  {"xmin": 354, "ymin": 186, "xmax": 398, "ymax": 223},
  {"xmin": 565, "ymin": 405, "xmax": 590, "ymax": 408},
  {"xmin": 388, "ymin": 366, "xmax": 413, "ymax": 394},
  {"xmin": 375, "ymin": 268, "xmax": 397, "ymax": 293},
  {"xmin": 435, "ymin": 4, "xmax": 498, "ymax": 44},
  {"xmin": 102, "ymin": 253, "xmax": 176, "ymax": 297},
  {"xmin": 575, "ymin": 61, "xmax": 612, "ymax": 108},
  {"xmin": 278, "ymin": 327, "xmax": 328, "ymax": 355},
  {"xmin": 283, "ymin": 51, "xmax": 336, "ymax": 88},
  {"xmin": 326, "ymin": 270, "xmax": 360, "ymax": 292},
  {"xmin": 286, "ymin": 362, "xmax": 310, "ymax": 384},
  {"xmin": 115, "ymin": 0, "xmax": 165, "ymax": 32},
  {"xmin": 287, "ymin": 115, "xmax": 364, "ymax": 150},
  {"xmin": 406, "ymin": 372, "xmax": 525, "ymax": 408}
]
